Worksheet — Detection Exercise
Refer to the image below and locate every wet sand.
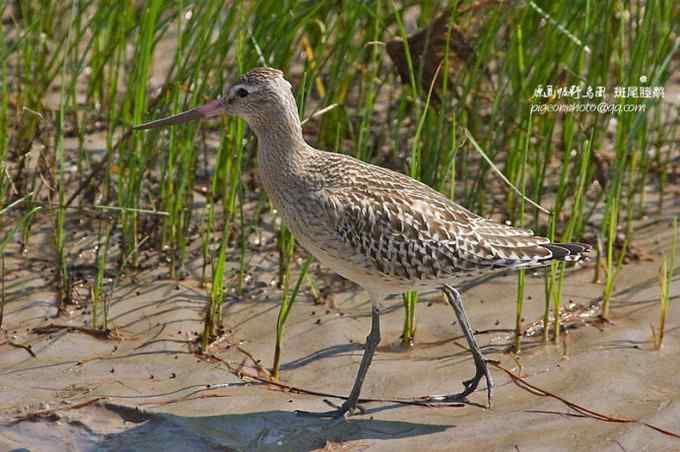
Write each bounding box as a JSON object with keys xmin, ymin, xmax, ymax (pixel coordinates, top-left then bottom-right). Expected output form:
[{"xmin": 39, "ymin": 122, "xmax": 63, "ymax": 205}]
[{"xmin": 1, "ymin": 210, "xmax": 679, "ymax": 451}]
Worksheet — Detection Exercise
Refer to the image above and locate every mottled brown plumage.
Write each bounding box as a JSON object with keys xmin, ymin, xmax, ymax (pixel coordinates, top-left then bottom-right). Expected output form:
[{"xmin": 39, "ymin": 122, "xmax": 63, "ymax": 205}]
[
  {"xmin": 135, "ymin": 68, "xmax": 591, "ymax": 418},
  {"xmin": 267, "ymin": 148, "xmax": 588, "ymax": 295}
]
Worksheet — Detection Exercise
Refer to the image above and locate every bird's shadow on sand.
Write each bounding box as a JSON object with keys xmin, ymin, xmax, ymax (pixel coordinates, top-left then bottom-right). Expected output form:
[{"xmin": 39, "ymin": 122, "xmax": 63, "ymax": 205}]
[{"xmin": 98, "ymin": 402, "xmax": 452, "ymax": 451}]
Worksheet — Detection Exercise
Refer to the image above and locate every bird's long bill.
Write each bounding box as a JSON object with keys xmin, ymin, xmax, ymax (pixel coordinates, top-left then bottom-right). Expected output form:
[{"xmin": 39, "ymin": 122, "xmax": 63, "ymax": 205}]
[{"xmin": 133, "ymin": 98, "xmax": 226, "ymax": 130}]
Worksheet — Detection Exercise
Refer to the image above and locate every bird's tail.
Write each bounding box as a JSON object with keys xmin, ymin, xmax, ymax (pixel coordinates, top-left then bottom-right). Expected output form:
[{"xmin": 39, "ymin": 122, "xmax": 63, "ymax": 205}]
[
  {"xmin": 540, "ymin": 242, "xmax": 592, "ymax": 264},
  {"xmin": 498, "ymin": 242, "xmax": 592, "ymax": 272}
]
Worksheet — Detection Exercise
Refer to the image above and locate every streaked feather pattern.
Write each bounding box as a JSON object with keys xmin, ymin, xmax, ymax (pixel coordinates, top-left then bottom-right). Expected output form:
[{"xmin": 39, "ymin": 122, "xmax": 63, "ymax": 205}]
[
  {"xmin": 269, "ymin": 150, "xmax": 591, "ymax": 293},
  {"xmin": 235, "ymin": 66, "xmax": 592, "ymax": 294}
]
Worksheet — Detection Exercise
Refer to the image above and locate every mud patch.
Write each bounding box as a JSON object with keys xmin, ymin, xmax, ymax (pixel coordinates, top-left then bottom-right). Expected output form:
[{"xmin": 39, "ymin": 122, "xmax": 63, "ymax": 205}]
[{"xmin": 1, "ymin": 215, "xmax": 679, "ymax": 451}]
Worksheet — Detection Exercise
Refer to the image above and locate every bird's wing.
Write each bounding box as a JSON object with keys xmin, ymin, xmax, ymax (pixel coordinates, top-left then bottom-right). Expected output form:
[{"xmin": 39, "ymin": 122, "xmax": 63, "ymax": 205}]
[{"xmin": 314, "ymin": 158, "xmax": 555, "ymax": 280}]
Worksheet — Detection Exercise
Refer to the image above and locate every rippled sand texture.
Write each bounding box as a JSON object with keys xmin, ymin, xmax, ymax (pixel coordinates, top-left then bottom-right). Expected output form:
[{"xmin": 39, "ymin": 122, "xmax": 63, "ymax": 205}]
[{"xmin": 1, "ymin": 206, "xmax": 679, "ymax": 451}]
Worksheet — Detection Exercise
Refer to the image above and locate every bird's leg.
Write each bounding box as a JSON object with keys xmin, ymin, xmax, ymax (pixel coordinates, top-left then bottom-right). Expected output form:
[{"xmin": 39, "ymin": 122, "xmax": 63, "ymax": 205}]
[
  {"xmin": 420, "ymin": 285, "xmax": 493, "ymax": 407},
  {"xmin": 296, "ymin": 304, "xmax": 381, "ymax": 418}
]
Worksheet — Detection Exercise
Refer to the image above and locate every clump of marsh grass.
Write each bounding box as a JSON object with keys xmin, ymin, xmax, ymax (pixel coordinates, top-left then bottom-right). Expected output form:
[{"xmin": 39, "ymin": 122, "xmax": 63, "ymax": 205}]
[
  {"xmin": 271, "ymin": 257, "xmax": 312, "ymax": 380},
  {"xmin": 2, "ymin": 0, "xmax": 679, "ymax": 370},
  {"xmin": 654, "ymin": 218, "xmax": 677, "ymax": 350},
  {"xmin": 512, "ymin": 109, "xmax": 531, "ymax": 354},
  {"xmin": 0, "ymin": 202, "xmax": 41, "ymax": 329},
  {"xmin": 91, "ymin": 222, "xmax": 112, "ymax": 330},
  {"xmin": 201, "ymin": 222, "xmax": 228, "ymax": 351}
]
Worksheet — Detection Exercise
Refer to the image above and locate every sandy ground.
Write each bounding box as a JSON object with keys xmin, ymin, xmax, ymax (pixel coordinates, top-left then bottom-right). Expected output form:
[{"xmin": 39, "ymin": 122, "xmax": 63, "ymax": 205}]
[
  {"xmin": 1, "ymin": 203, "xmax": 679, "ymax": 452},
  {"xmin": 3, "ymin": 4, "xmax": 679, "ymax": 449}
]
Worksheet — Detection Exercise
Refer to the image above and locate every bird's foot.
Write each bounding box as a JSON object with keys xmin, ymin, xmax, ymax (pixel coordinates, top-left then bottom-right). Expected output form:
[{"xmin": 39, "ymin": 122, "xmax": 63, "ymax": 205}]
[
  {"xmin": 414, "ymin": 384, "xmax": 473, "ymax": 404},
  {"xmin": 417, "ymin": 360, "xmax": 494, "ymax": 408}
]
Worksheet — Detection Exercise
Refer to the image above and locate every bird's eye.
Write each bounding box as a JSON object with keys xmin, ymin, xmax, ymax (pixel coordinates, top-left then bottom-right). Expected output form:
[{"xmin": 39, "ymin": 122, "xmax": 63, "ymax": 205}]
[{"xmin": 236, "ymin": 88, "xmax": 249, "ymax": 98}]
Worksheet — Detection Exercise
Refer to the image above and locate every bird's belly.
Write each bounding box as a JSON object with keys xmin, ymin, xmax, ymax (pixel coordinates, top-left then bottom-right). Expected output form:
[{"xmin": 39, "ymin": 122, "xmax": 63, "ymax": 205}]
[
  {"xmin": 277, "ymin": 202, "xmax": 464, "ymax": 294},
  {"xmin": 292, "ymin": 232, "xmax": 456, "ymax": 294}
]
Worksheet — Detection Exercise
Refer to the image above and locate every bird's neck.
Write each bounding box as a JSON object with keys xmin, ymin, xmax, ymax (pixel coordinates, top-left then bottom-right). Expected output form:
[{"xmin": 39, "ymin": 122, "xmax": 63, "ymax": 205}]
[
  {"xmin": 251, "ymin": 116, "xmax": 305, "ymax": 155},
  {"xmin": 247, "ymin": 91, "xmax": 307, "ymax": 155},
  {"xmin": 248, "ymin": 109, "xmax": 310, "ymax": 203}
]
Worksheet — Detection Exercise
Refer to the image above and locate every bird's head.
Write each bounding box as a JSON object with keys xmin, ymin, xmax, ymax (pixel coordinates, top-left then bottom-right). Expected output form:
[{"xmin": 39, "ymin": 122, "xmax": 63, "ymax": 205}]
[{"xmin": 134, "ymin": 67, "xmax": 296, "ymax": 131}]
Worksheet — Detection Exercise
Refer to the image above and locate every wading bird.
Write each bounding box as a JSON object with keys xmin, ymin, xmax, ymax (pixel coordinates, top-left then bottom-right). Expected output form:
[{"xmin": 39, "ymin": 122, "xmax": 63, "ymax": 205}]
[{"xmin": 135, "ymin": 67, "xmax": 590, "ymax": 418}]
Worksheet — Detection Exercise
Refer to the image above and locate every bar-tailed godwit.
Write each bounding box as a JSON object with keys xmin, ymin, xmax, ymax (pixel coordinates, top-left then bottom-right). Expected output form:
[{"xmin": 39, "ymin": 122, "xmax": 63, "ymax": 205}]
[{"xmin": 136, "ymin": 67, "xmax": 590, "ymax": 418}]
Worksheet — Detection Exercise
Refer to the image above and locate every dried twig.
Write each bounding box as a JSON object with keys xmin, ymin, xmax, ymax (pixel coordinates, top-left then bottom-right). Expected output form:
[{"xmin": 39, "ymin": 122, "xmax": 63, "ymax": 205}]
[
  {"xmin": 3, "ymin": 336, "xmax": 37, "ymax": 358},
  {"xmin": 493, "ymin": 362, "xmax": 680, "ymax": 440},
  {"xmin": 32, "ymin": 323, "xmax": 125, "ymax": 340},
  {"xmin": 206, "ymin": 351, "xmax": 463, "ymax": 408}
]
